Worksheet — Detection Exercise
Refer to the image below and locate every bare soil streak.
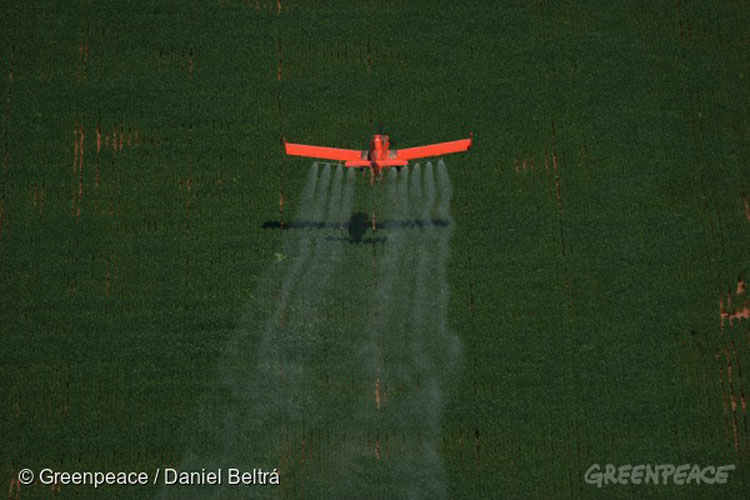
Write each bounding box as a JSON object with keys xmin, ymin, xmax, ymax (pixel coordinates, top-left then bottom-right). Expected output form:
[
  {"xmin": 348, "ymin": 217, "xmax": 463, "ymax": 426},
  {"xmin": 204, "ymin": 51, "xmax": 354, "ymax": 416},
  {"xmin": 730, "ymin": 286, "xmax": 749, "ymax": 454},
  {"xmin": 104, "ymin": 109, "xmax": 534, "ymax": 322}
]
[
  {"xmin": 553, "ymin": 150, "xmax": 561, "ymax": 206},
  {"xmin": 79, "ymin": 124, "xmax": 85, "ymax": 165},
  {"xmin": 375, "ymin": 376, "xmax": 381, "ymax": 410},
  {"xmin": 717, "ymin": 362, "xmax": 730, "ymax": 452},
  {"xmin": 7, "ymin": 477, "xmax": 58, "ymax": 499},
  {"xmin": 732, "ymin": 340, "xmax": 747, "ymax": 414},
  {"xmin": 724, "ymin": 348, "xmax": 742, "ymax": 452},
  {"xmin": 71, "ymin": 124, "xmax": 85, "ymax": 216},
  {"xmin": 8, "ymin": 477, "xmax": 19, "ymax": 500}
]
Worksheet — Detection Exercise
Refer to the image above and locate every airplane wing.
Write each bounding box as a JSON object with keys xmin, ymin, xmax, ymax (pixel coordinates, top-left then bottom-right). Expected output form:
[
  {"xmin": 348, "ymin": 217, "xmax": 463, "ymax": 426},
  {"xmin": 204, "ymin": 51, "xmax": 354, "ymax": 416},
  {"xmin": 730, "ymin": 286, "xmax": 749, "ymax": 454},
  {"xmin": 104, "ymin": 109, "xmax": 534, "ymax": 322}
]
[
  {"xmin": 395, "ymin": 136, "xmax": 472, "ymax": 160},
  {"xmin": 285, "ymin": 141, "xmax": 363, "ymax": 161}
]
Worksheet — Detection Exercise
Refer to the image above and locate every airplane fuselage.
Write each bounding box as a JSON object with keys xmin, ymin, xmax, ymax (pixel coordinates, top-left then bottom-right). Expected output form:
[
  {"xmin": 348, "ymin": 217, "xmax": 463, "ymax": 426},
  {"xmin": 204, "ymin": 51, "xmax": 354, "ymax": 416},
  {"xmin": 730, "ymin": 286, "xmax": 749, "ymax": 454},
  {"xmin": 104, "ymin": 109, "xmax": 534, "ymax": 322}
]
[{"xmin": 368, "ymin": 134, "xmax": 390, "ymax": 161}]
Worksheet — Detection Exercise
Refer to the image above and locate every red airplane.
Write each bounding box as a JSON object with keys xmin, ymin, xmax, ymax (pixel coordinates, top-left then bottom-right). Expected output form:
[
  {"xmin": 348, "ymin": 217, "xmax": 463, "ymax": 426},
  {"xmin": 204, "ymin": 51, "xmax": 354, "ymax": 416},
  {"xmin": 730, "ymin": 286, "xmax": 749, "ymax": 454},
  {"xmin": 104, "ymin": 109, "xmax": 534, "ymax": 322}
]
[{"xmin": 284, "ymin": 133, "xmax": 472, "ymax": 182}]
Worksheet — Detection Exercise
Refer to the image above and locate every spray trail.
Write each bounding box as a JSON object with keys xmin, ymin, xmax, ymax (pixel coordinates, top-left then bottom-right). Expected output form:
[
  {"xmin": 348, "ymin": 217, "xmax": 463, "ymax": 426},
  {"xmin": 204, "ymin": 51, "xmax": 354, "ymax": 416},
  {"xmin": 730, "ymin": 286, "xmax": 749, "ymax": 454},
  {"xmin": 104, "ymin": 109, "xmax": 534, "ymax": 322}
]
[
  {"xmin": 161, "ymin": 164, "xmax": 355, "ymax": 499},
  {"xmin": 387, "ymin": 160, "xmax": 459, "ymax": 499},
  {"xmin": 272, "ymin": 164, "xmax": 330, "ymax": 321},
  {"xmin": 325, "ymin": 162, "xmax": 460, "ymax": 499},
  {"xmin": 164, "ymin": 162, "xmax": 459, "ymax": 499}
]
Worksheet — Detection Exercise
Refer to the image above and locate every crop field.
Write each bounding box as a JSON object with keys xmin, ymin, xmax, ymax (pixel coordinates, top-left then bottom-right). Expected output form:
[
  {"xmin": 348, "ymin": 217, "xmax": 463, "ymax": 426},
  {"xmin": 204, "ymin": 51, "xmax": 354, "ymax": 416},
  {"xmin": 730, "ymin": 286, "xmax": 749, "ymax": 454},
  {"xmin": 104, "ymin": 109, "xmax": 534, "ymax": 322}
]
[{"xmin": 2, "ymin": 0, "xmax": 750, "ymax": 498}]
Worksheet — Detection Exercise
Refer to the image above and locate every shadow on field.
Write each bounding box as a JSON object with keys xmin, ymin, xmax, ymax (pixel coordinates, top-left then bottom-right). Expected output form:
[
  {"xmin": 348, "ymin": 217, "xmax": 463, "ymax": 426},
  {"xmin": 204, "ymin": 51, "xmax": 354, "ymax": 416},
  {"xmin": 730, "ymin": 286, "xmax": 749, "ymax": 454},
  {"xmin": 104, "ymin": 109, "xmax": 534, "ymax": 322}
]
[
  {"xmin": 167, "ymin": 162, "xmax": 461, "ymax": 499},
  {"xmin": 262, "ymin": 212, "xmax": 450, "ymax": 244}
]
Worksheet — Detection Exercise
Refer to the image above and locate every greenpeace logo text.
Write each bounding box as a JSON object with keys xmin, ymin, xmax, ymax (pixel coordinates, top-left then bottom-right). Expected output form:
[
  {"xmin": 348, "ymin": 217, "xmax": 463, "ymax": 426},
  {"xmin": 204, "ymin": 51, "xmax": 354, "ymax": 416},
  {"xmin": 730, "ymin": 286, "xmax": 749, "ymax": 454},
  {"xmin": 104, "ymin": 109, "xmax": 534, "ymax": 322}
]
[{"xmin": 584, "ymin": 463, "xmax": 735, "ymax": 487}]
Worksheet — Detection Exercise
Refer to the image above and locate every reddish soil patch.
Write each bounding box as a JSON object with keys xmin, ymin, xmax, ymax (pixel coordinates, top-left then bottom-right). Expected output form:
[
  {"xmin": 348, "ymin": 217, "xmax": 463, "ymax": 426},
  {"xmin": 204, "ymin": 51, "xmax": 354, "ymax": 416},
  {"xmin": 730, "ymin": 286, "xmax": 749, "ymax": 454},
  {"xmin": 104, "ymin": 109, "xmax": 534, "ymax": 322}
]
[
  {"xmin": 8, "ymin": 477, "xmax": 19, "ymax": 500},
  {"xmin": 721, "ymin": 303, "xmax": 750, "ymax": 327},
  {"xmin": 714, "ymin": 324, "xmax": 750, "ymax": 454},
  {"xmin": 720, "ymin": 278, "xmax": 750, "ymax": 328},
  {"xmin": 744, "ymin": 195, "xmax": 750, "ymax": 221},
  {"xmin": 7, "ymin": 477, "xmax": 60, "ymax": 499},
  {"xmin": 552, "ymin": 150, "xmax": 561, "ymax": 205}
]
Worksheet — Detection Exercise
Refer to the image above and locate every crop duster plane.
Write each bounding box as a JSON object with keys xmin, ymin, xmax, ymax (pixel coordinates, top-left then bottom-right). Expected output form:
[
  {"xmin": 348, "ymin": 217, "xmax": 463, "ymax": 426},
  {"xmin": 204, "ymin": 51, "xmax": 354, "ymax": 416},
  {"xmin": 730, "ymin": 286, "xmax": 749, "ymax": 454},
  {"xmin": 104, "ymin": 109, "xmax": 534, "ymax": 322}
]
[{"xmin": 284, "ymin": 133, "xmax": 472, "ymax": 183}]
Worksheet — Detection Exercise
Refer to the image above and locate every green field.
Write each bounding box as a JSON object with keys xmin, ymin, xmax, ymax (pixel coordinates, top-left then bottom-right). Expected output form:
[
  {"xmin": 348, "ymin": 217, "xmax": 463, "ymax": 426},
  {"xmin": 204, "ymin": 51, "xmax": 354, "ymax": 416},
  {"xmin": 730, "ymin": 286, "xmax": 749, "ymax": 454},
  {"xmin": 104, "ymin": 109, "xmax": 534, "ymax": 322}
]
[{"xmin": 2, "ymin": 1, "xmax": 750, "ymax": 498}]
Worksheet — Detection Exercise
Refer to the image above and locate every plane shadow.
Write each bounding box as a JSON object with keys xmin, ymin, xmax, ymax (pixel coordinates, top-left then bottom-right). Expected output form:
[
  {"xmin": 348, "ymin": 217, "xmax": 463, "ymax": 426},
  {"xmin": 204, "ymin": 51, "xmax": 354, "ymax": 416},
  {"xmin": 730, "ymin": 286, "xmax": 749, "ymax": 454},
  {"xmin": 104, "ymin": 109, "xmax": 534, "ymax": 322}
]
[{"xmin": 261, "ymin": 212, "xmax": 450, "ymax": 244}]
